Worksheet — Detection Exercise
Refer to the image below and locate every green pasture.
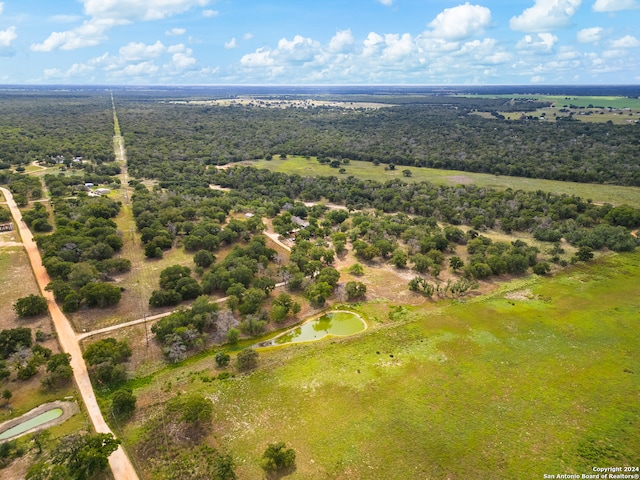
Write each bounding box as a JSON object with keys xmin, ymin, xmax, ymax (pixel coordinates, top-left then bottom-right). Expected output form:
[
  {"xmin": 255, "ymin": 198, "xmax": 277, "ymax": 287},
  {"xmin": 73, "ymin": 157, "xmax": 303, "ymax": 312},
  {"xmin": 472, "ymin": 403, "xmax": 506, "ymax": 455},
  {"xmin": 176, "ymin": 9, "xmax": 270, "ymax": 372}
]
[
  {"xmin": 534, "ymin": 95, "xmax": 640, "ymax": 109},
  {"xmin": 500, "ymin": 106, "xmax": 639, "ymax": 125},
  {"xmin": 469, "ymin": 94, "xmax": 640, "ymax": 109},
  {"xmin": 124, "ymin": 251, "xmax": 640, "ymax": 479},
  {"xmin": 248, "ymin": 157, "xmax": 640, "ymax": 207}
]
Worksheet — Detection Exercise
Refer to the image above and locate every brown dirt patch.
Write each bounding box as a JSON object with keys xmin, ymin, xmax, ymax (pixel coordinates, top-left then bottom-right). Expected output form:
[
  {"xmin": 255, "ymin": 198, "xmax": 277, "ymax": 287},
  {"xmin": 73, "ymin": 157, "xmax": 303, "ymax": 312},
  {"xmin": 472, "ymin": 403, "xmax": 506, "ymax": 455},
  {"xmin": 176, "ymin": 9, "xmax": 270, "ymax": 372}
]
[
  {"xmin": 0, "ymin": 248, "xmax": 44, "ymax": 329},
  {"xmin": 0, "ymin": 241, "xmax": 22, "ymax": 247},
  {"xmin": 504, "ymin": 289, "xmax": 534, "ymax": 301}
]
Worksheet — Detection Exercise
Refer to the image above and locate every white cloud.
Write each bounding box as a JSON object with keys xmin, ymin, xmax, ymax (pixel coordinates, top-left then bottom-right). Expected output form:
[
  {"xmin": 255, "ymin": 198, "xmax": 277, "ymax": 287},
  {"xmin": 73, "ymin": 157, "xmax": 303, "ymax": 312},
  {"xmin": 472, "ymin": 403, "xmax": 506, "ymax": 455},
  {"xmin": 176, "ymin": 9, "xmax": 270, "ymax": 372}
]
[
  {"xmin": 602, "ymin": 49, "xmax": 626, "ymax": 58},
  {"xmin": 0, "ymin": 3, "xmax": 3, "ymax": 15},
  {"xmin": 531, "ymin": 75, "xmax": 545, "ymax": 83},
  {"xmin": 121, "ymin": 61, "xmax": 159, "ymax": 76},
  {"xmin": 50, "ymin": 15, "xmax": 84, "ymax": 23},
  {"xmin": 328, "ymin": 29, "xmax": 354, "ymax": 53},
  {"xmin": 277, "ymin": 35, "xmax": 321, "ymax": 63},
  {"xmin": 88, "ymin": 52, "xmax": 111, "ymax": 66},
  {"xmin": 119, "ymin": 40, "xmax": 166, "ymax": 60},
  {"xmin": 169, "ymin": 52, "xmax": 196, "ymax": 70},
  {"xmin": 32, "ymin": 0, "xmax": 209, "ymax": 52},
  {"xmin": 202, "ymin": 9, "xmax": 218, "ymax": 17},
  {"xmin": 457, "ymin": 38, "xmax": 511, "ymax": 64},
  {"xmin": 242, "ymin": 33, "xmax": 253, "ymax": 41},
  {"xmin": 517, "ymin": 32, "xmax": 559, "ymax": 50},
  {"xmin": 363, "ymin": 32, "xmax": 384, "ymax": 57},
  {"xmin": 378, "ymin": 0, "xmax": 394, "ymax": 5},
  {"xmin": 577, "ymin": 26, "xmax": 604, "ymax": 43},
  {"xmin": 224, "ymin": 38, "xmax": 237, "ymax": 49},
  {"xmin": 610, "ymin": 34, "xmax": 640, "ymax": 47},
  {"xmin": 557, "ymin": 46, "xmax": 580, "ymax": 60},
  {"xmin": 31, "ymin": 18, "xmax": 121, "ymax": 51},
  {"xmin": 593, "ymin": 0, "xmax": 639, "ymax": 11},
  {"xmin": 166, "ymin": 27, "xmax": 186, "ymax": 36},
  {"xmin": 239, "ymin": 35, "xmax": 328, "ymax": 79},
  {"xmin": 416, "ymin": 37, "xmax": 459, "ymax": 53},
  {"xmin": 427, "ymin": 3, "xmax": 492, "ymax": 40},
  {"xmin": 44, "ymin": 68, "xmax": 63, "ymax": 79},
  {"xmin": 31, "ymin": 19, "xmax": 117, "ymax": 51},
  {"xmin": 240, "ymin": 48, "xmax": 275, "ymax": 67},
  {"xmin": 510, "ymin": 0, "xmax": 582, "ymax": 32},
  {"xmin": 67, "ymin": 62, "xmax": 95, "ymax": 76},
  {"xmin": 82, "ymin": 0, "xmax": 209, "ymax": 22},
  {"xmin": 234, "ymin": 28, "xmax": 518, "ymax": 84},
  {"xmin": 0, "ymin": 26, "xmax": 17, "ymax": 47},
  {"xmin": 56, "ymin": 40, "xmax": 198, "ymax": 82},
  {"xmin": 167, "ymin": 43, "xmax": 188, "ymax": 53},
  {"xmin": 381, "ymin": 33, "xmax": 414, "ymax": 60}
]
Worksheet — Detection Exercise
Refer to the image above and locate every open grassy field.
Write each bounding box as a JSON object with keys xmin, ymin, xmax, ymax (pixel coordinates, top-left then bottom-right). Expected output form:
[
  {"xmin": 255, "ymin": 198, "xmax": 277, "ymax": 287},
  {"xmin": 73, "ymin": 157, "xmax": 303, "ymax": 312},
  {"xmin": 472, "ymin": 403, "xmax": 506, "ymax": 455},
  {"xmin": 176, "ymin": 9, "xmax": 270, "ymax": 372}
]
[
  {"xmin": 120, "ymin": 251, "xmax": 640, "ymax": 479},
  {"xmin": 500, "ymin": 107, "xmax": 639, "ymax": 125},
  {"xmin": 527, "ymin": 95, "xmax": 640, "ymax": 109},
  {"xmin": 244, "ymin": 157, "xmax": 640, "ymax": 207},
  {"xmin": 465, "ymin": 94, "xmax": 640, "ymax": 125},
  {"xmin": 469, "ymin": 94, "xmax": 640, "ymax": 110},
  {"xmin": 0, "ymin": 247, "xmax": 42, "ymax": 325},
  {"xmin": 6, "ymin": 102, "xmax": 637, "ymax": 479}
]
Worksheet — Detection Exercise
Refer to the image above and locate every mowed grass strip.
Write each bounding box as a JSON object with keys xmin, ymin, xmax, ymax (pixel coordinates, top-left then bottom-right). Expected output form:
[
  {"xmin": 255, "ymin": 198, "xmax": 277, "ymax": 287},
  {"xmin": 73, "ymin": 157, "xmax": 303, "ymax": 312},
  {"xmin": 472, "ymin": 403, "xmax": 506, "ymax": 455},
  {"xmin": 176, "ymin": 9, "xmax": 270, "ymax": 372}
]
[
  {"xmin": 247, "ymin": 157, "xmax": 640, "ymax": 207},
  {"xmin": 125, "ymin": 251, "xmax": 640, "ymax": 479}
]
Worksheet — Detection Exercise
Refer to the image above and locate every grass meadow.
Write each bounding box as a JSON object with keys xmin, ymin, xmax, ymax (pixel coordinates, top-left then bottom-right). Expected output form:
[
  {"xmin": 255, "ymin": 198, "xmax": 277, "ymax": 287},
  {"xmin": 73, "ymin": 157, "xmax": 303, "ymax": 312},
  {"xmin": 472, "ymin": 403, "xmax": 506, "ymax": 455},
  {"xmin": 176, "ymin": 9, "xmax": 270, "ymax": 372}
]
[
  {"xmin": 468, "ymin": 94, "xmax": 640, "ymax": 110},
  {"xmin": 7, "ymin": 119, "xmax": 638, "ymax": 479},
  {"xmin": 246, "ymin": 157, "xmax": 640, "ymax": 207},
  {"xmin": 122, "ymin": 251, "xmax": 640, "ymax": 479}
]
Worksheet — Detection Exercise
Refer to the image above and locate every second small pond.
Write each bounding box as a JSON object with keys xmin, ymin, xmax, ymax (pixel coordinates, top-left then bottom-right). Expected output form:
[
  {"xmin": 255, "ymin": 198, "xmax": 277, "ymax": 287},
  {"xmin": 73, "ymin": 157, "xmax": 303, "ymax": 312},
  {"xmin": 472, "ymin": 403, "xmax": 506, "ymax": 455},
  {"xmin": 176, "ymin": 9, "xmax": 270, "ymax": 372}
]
[
  {"xmin": 264, "ymin": 311, "xmax": 366, "ymax": 347},
  {"xmin": 0, "ymin": 408, "xmax": 63, "ymax": 441}
]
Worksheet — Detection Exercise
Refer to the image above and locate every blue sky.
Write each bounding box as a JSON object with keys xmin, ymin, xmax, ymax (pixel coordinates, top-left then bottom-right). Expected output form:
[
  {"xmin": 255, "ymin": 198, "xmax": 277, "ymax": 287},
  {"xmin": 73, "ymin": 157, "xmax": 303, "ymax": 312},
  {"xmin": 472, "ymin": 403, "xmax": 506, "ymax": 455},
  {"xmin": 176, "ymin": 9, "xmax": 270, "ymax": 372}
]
[{"xmin": 0, "ymin": 0, "xmax": 638, "ymax": 85}]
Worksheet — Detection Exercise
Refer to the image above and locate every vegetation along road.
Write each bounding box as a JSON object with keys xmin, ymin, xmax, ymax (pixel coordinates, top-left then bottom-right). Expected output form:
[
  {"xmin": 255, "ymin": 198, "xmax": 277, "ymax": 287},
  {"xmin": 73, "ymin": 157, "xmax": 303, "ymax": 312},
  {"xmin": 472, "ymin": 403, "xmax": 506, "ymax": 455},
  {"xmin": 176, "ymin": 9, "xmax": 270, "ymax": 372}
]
[{"xmin": 0, "ymin": 188, "xmax": 140, "ymax": 479}]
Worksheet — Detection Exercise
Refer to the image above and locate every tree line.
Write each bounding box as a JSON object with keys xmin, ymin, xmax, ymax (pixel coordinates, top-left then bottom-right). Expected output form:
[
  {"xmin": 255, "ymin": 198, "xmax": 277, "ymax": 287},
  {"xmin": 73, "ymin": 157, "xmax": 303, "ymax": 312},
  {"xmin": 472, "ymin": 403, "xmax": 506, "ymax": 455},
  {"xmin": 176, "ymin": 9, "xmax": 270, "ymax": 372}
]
[
  {"xmin": 0, "ymin": 93, "xmax": 115, "ymax": 168},
  {"xmin": 38, "ymin": 174, "xmax": 129, "ymax": 313},
  {"xmin": 117, "ymin": 97, "xmax": 640, "ymax": 186}
]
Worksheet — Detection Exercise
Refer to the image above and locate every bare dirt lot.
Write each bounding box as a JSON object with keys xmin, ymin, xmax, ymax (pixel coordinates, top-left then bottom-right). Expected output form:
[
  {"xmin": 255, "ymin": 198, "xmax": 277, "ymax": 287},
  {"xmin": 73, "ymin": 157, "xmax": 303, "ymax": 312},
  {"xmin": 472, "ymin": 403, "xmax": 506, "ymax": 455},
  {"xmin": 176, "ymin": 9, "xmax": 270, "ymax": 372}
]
[{"xmin": 0, "ymin": 247, "xmax": 45, "ymax": 327}]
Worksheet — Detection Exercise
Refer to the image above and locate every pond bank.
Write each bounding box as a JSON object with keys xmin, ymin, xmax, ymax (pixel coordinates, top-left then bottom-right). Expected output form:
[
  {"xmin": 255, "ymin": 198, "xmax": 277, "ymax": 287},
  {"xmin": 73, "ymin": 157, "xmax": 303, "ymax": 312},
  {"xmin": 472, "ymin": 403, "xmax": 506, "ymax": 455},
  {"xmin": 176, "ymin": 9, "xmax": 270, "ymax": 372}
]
[
  {"xmin": 255, "ymin": 310, "xmax": 367, "ymax": 348},
  {"xmin": 0, "ymin": 400, "xmax": 78, "ymax": 442}
]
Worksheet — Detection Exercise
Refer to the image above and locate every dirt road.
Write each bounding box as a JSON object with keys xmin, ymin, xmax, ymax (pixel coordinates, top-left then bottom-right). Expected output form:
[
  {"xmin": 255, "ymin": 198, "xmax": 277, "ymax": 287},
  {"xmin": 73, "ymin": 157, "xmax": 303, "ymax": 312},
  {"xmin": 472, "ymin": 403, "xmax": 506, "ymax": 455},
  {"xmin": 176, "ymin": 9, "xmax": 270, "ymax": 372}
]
[
  {"xmin": 263, "ymin": 229, "xmax": 292, "ymax": 252},
  {"xmin": 79, "ymin": 282, "xmax": 286, "ymax": 340},
  {"xmin": 0, "ymin": 186, "xmax": 140, "ymax": 480}
]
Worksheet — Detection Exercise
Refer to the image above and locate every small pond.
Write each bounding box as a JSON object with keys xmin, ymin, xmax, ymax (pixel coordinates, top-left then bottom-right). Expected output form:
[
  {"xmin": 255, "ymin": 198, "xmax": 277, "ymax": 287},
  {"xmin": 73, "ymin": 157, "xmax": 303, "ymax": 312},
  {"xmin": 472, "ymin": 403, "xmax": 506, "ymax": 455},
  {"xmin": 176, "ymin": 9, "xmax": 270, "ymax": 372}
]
[
  {"xmin": 264, "ymin": 311, "xmax": 366, "ymax": 347},
  {"xmin": 0, "ymin": 408, "xmax": 63, "ymax": 441}
]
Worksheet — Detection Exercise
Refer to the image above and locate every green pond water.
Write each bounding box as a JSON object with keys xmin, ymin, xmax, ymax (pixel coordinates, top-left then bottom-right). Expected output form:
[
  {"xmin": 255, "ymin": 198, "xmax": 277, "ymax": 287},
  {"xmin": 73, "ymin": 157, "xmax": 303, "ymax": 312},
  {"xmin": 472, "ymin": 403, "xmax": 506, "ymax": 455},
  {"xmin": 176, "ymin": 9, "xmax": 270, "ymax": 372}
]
[
  {"xmin": 0, "ymin": 408, "xmax": 63, "ymax": 440},
  {"xmin": 271, "ymin": 311, "xmax": 365, "ymax": 346}
]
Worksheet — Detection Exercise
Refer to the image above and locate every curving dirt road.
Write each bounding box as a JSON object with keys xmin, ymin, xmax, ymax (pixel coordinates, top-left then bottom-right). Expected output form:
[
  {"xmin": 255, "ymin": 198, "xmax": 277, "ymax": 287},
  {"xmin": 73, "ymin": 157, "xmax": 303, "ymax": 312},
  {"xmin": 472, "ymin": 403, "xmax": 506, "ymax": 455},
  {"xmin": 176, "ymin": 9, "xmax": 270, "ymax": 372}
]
[{"xmin": 0, "ymin": 186, "xmax": 140, "ymax": 480}]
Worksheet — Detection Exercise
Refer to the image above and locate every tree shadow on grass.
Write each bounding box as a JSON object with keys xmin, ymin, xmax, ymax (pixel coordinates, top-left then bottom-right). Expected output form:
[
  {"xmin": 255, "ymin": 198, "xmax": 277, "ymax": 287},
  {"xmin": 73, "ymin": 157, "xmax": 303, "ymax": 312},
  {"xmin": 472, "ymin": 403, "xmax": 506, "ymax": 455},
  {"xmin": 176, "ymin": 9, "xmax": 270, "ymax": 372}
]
[{"xmin": 264, "ymin": 465, "xmax": 297, "ymax": 479}]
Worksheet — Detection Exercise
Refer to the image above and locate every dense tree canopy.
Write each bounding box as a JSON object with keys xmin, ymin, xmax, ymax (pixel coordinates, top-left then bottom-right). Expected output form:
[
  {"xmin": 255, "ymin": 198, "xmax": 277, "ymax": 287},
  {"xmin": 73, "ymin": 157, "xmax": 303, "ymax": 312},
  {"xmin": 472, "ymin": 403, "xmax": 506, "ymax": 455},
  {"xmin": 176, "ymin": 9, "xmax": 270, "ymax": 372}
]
[
  {"xmin": 14, "ymin": 295, "xmax": 48, "ymax": 318},
  {"xmin": 26, "ymin": 433, "xmax": 120, "ymax": 480},
  {"xmin": 83, "ymin": 338, "xmax": 131, "ymax": 387},
  {"xmin": 0, "ymin": 93, "xmax": 115, "ymax": 167},
  {"xmin": 118, "ymin": 99, "xmax": 640, "ymax": 186}
]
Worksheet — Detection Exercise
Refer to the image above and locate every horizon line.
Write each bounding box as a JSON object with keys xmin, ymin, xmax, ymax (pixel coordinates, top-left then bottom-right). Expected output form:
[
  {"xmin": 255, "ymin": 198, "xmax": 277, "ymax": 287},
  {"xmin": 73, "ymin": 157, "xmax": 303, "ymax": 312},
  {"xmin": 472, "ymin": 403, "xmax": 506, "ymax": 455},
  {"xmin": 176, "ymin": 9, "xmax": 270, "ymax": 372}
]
[{"xmin": 1, "ymin": 83, "xmax": 640, "ymax": 88}]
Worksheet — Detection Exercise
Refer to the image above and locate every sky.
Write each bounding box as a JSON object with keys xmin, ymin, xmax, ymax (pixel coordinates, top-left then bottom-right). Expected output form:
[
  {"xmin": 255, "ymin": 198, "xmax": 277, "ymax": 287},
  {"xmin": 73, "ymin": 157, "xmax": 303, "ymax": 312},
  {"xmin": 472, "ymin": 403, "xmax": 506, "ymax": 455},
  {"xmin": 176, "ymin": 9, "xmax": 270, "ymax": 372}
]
[{"xmin": 0, "ymin": 0, "xmax": 639, "ymax": 85}]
